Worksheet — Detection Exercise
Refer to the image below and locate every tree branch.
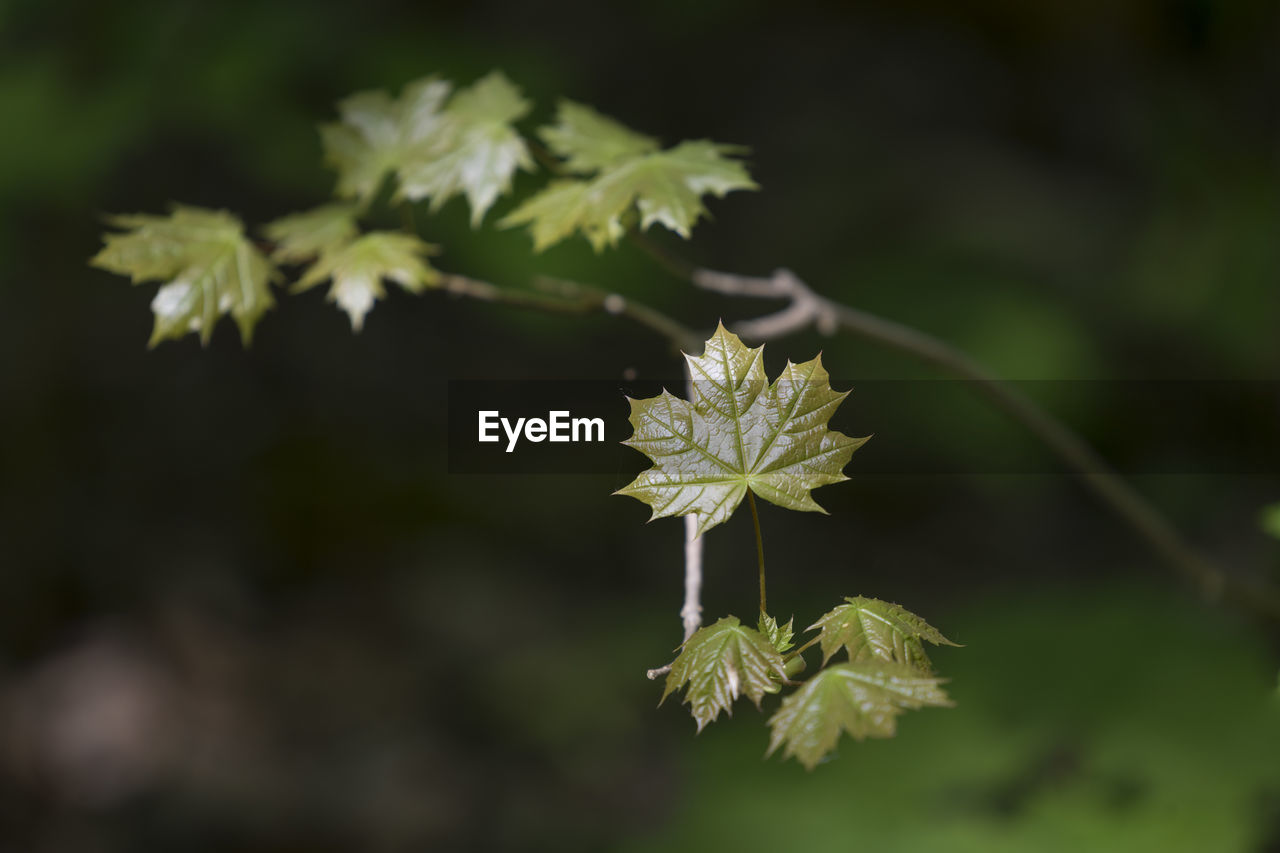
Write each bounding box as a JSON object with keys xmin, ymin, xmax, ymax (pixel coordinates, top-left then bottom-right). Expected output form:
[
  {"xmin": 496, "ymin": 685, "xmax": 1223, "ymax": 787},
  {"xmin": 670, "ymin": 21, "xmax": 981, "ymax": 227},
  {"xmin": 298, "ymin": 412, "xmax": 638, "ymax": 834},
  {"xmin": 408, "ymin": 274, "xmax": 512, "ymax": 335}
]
[{"xmin": 680, "ymin": 263, "xmax": 1280, "ymax": 622}]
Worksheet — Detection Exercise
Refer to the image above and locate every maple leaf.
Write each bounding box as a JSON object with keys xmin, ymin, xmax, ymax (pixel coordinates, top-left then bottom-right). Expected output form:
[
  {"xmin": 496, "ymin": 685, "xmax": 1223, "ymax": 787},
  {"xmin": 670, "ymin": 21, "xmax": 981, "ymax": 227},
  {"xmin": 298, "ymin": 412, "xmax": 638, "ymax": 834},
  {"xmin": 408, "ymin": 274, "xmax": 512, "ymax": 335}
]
[
  {"xmin": 91, "ymin": 205, "xmax": 278, "ymax": 346},
  {"xmin": 810, "ymin": 597, "xmax": 959, "ymax": 673},
  {"xmin": 321, "ymin": 77, "xmax": 452, "ymax": 204},
  {"xmin": 500, "ymin": 101, "xmax": 756, "ymax": 250},
  {"xmin": 397, "ymin": 71, "xmax": 534, "ymax": 225},
  {"xmin": 662, "ymin": 616, "xmax": 787, "ymax": 732},
  {"xmin": 263, "ymin": 206, "xmax": 440, "ymax": 331},
  {"xmin": 616, "ymin": 324, "xmax": 869, "ymax": 536},
  {"xmin": 263, "ymin": 204, "xmax": 360, "ymax": 263},
  {"xmin": 766, "ymin": 663, "xmax": 952, "ymax": 770},
  {"xmin": 321, "ymin": 72, "xmax": 533, "ymax": 225},
  {"xmin": 758, "ymin": 613, "xmax": 795, "ymax": 654}
]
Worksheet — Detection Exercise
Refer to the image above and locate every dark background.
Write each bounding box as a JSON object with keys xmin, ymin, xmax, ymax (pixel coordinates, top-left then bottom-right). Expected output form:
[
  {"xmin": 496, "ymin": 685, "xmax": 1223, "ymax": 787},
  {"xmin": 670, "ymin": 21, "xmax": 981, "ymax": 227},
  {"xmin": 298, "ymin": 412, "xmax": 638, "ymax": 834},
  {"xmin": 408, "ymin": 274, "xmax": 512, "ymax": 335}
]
[{"xmin": 1, "ymin": 1, "xmax": 1278, "ymax": 850}]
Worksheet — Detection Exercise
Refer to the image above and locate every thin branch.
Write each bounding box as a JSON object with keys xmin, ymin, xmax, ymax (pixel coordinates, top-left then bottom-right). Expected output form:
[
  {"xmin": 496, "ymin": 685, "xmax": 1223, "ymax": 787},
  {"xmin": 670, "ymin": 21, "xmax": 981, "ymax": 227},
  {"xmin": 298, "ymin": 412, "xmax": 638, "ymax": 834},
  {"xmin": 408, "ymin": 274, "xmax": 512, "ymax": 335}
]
[{"xmin": 666, "ymin": 262, "xmax": 1280, "ymax": 622}]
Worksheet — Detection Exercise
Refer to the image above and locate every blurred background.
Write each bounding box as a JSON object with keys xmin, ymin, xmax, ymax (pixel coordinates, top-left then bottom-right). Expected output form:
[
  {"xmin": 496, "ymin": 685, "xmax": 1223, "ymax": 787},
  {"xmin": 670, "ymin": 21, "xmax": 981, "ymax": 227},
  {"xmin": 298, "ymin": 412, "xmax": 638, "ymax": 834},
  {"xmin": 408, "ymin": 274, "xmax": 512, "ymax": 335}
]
[{"xmin": 2, "ymin": 0, "xmax": 1279, "ymax": 850}]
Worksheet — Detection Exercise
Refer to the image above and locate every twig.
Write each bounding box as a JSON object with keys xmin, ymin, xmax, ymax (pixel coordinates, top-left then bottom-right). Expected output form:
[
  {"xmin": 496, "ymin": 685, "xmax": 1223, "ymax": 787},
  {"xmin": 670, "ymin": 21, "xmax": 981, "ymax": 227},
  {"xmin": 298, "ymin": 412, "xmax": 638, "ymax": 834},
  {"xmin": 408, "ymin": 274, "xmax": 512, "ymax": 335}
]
[{"xmin": 678, "ymin": 263, "xmax": 1280, "ymax": 622}]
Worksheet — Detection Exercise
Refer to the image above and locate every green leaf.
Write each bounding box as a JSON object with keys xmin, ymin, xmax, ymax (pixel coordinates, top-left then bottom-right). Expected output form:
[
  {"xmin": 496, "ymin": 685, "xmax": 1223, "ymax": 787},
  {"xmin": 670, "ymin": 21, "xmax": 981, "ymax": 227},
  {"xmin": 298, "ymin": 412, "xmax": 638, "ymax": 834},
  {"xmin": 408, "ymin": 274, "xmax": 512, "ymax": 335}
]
[
  {"xmin": 321, "ymin": 77, "xmax": 452, "ymax": 204},
  {"xmin": 91, "ymin": 205, "xmax": 277, "ymax": 346},
  {"xmin": 321, "ymin": 72, "xmax": 533, "ymax": 224},
  {"xmin": 662, "ymin": 616, "xmax": 787, "ymax": 732},
  {"xmin": 397, "ymin": 71, "xmax": 534, "ymax": 225},
  {"xmin": 758, "ymin": 613, "xmax": 795, "ymax": 654},
  {"xmin": 766, "ymin": 663, "xmax": 952, "ymax": 770},
  {"xmin": 263, "ymin": 204, "xmax": 360, "ymax": 264},
  {"xmin": 539, "ymin": 99, "xmax": 659, "ymax": 173},
  {"xmin": 291, "ymin": 232, "xmax": 439, "ymax": 331},
  {"xmin": 501, "ymin": 104, "xmax": 756, "ymax": 250},
  {"xmin": 810, "ymin": 597, "xmax": 958, "ymax": 673},
  {"xmin": 616, "ymin": 323, "xmax": 868, "ymax": 536}
]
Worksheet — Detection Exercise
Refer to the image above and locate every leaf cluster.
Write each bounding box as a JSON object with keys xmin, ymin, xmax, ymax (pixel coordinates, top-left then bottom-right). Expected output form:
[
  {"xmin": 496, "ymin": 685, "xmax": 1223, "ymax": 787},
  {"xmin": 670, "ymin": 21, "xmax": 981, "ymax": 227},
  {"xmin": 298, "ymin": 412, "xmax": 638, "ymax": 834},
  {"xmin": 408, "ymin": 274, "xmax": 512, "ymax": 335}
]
[
  {"xmin": 90, "ymin": 71, "xmax": 755, "ymax": 346},
  {"xmin": 627, "ymin": 328, "xmax": 957, "ymax": 769}
]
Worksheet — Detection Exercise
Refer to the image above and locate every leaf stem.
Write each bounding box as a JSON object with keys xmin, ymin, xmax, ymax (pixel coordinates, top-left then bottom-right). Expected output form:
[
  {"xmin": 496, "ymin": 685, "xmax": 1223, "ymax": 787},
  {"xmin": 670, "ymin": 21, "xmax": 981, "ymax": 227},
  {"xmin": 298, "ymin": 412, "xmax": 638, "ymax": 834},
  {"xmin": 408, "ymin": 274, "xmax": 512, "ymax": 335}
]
[
  {"xmin": 747, "ymin": 490, "xmax": 767, "ymax": 616},
  {"xmin": 783, "ymin": 634, "xmax": 821, "ymax": 663}
]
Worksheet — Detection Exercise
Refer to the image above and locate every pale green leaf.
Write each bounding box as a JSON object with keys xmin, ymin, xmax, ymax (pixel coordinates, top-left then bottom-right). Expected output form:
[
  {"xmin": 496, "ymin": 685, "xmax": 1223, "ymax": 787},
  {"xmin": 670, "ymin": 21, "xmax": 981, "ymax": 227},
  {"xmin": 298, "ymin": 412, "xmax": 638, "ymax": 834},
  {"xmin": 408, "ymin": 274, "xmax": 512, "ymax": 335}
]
[
  {"xmin": 293, "ymin": 231, "xmax": 439, "ymax": 331},
  {"xmin": 396, "ymin": 71, "xmax": 534, "ymax": 225},
  {"xmin": 501, "ymin": 106, "xmax": 756, "ymax": 250},
  {"xmin": 810, "ymin": 597, "xmax": 958, "ymax": 673},
  {"xmin": 263, "ymin": 204, "xmax": 360, "ymax": 264},
  {"xmin": 540, "ymin": 100, "xmax": 659, "ymax": 173},
  {"xmin": 662, "ymin": 616, "xmax": 786, "ymax": 732},
  {"xmin": 616, "ymin": 324, "xmax": 868, "ymax": 536},
  {"xmin": 91, "ymin": 205, "xmax": 278, "ymax": 346},
  {"xmin": 321, "ymin": 72, "xmax": 533, "ymax": 224},
  {"xmin": 321, "ymin": 77, "xmax": 452, "ymax": 203},
  {"xmin": 758, "ymin": 613, "xmax": 795, "ymax": 654},
  {"xmin": 766, "ymin": 662, "xmax": 952, "ymax": 770}
]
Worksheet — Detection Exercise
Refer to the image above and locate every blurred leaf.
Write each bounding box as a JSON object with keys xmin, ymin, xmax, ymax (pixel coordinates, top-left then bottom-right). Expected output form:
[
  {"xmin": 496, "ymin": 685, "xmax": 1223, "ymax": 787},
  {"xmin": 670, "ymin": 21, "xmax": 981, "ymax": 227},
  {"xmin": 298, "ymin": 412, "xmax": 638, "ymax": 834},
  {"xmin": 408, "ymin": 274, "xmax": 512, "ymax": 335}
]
[
  {"xmin": 811, "ymin": 597, "xmax": 957, "ymax": 672},
  {"xmin": 397, "ymin": 71, "xmax": 534, "ymax": 225},
  {"xmin": 767, "ymin": 662, "xmax": 952, "ymax": 770},
  {"xmin": 616, "ymin": 323, "xmax": 867, "ymax": 536},
  {"xmin": 758, "ymin": 613, "xmax": 795, "ymax": 654},
  {"xmin": 292, "ymin": 232, "xmax": 439, "ymax": 331},
  {"xmin": 1260, "ymin": 503, "xmax": 1280, "ymax": 540},
  {"xmin": 321, "ymin": 76, "xmax": 452, "ymax": 204},
  {"xmin": 91, "ymin": 205, "xmax": 278, "ymax": 346},
  {"xmin": 321, "ymin": 72, "xmax": 533, "ymax": 225},
  {"xmin": 501, "ymin": 102, "xmax": 755, "ymax": 250},
  {"xmin": 263, "ymin": 204, "xmax": 361, "ymax": 263},
  {"xmin": 540, "ymin": 99, "xmax": 659, "ymax": 173},
  {"xmin": 662, "ymin": 616, "xmax": 786, "ymax": 732}
]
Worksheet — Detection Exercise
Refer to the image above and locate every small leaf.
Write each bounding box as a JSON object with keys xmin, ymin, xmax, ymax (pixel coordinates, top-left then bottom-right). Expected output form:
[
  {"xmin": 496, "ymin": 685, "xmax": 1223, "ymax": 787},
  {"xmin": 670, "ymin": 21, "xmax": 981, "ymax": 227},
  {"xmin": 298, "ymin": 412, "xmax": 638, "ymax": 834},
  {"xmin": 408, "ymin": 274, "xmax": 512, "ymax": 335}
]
[
  {"xmin": 616, "ymin": 323, "xmax": 869, "ymax": 536},
  {"xmin": 501, "ymin": 105, "xmax": 756, "ymax": 250},
  {"xmin": 766, "ymin": 662, "xmax": 952, "ymax": 770},
  {"xmin": 263, "ymin": 204, "xmax": 360, "ymax": 264},
  {"xmin": 292, "ymin": 232, "xmax": 439, "ymax": 331},
  {"xmin": 321, "ymin": 77, "xmax": 452, "ymax": 204},
  {"xmin": 321, "ymin": 72, "xmax": 534, "ymax": 224},
  {"xmin": 91, "ymin": 205, "xmax": 278, "ymax": 346},
  {"xmin": 662, "ymin": 616, "xmax": 787, "ymax": 732},
  {"xmin": 810, "ymin": 597, "xmax": 958, "ymax": 673},
  {"xmin": 540, "ymin": 100, "xmax": 659, "ymax": 173},
  {"xmin": 397, "ymin": 71, "xmax": 534, "ymax": 225},
  {"xmin": 758, "ymin": 613, "xmax": 795, "ymax": 654}
]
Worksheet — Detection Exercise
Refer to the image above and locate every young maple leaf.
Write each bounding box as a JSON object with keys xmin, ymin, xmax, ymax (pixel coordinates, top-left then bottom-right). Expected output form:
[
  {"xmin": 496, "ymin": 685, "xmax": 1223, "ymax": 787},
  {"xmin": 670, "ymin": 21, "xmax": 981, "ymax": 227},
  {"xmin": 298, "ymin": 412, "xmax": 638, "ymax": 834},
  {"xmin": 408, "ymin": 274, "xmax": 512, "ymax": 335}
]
[
  {"xmin": 263, "ymin": 206, "xmax": 439, "ymax": 331},
  {"xmin": 91, "ymin": 205, "xmax": 278, "ymax": 346},
  {"xmin": 766, "ymin": 663, "xmax": 952, "ymax": 770},
  {"xmin": 616, "ymin": 323, "xmax": 869, "ymax": 536},
  {"xmin": 500, "ymin": 101, "xmax": 757, "ymax": 251},
  {"xmin": 810, "ymin": 597, "xmax": 959, "ymax": 674},
  {"xmin": 321, "ymin": 72, "xmax": 533, "ymax": 225},
  {"xmin": 661, "ymin": 616, "xmax": 787, "ymax": 731}
]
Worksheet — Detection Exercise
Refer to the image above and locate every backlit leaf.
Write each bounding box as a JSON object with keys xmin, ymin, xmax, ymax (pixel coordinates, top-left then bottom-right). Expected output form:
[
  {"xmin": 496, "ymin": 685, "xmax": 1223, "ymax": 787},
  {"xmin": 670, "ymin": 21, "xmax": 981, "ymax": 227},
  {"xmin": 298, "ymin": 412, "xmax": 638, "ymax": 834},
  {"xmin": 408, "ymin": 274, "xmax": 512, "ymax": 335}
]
[
  {"xmin": 263, "ymin": 204, "xmax": 360, "ymax": 264},
  {"xmin": 539, "ymin": 99, "xmax": 659, "ymax": 173},
  {"xmin": 501, "ymin": 103, "xmax": 756, "ymax": 250},
  {"xmin": 616, "ymin": 324, "xmax": 868, "ymax": 536},
  {"xmin": 766, "ymin": 663, "xmax": 952, "ymax": 770},
  {"xmin": 291, "ymin": 231, "xmax": 439, "ymax": 331},
  {"xmin": 321, "ymin": 72, "xmax": 533, "ymax": 224},
  {"xmin": 811, "ymin": 597, "xmax": 958, "ymax": 673},
  {"xmin": 662, "ymin": 616, "xmax": 786, "ymax": 732},
  {"xmin": 321, "ymin": 77, "xmax": 452, "ymax": 204},
  {"xmin": 758, "ymin": 613, "xmax": 795, "ymax": 654},
  {"xmin": 91, "ymin": 205, "xmax": 278, "ymax": 346}
]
